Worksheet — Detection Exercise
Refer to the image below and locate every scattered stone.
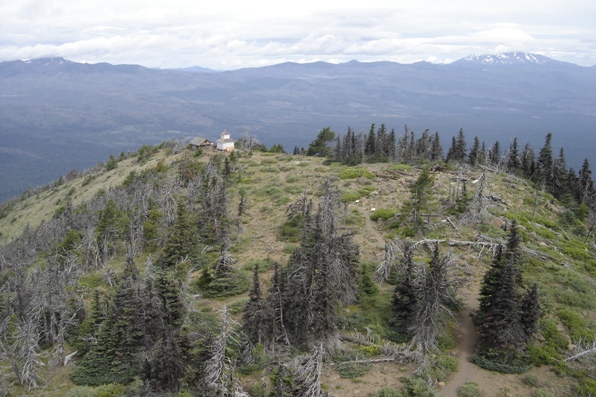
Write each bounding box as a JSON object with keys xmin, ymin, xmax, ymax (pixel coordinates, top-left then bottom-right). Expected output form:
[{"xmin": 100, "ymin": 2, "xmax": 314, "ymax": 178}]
[{"xmin": 438, "ymin": 382, "xmax": 446, "ymax": 388}]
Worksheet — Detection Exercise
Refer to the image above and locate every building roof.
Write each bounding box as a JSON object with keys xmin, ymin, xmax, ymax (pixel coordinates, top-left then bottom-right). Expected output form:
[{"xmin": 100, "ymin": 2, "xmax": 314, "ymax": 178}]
[{"xmin": 189, "ymin": 137, "xmax": 212, "ymax": 146}]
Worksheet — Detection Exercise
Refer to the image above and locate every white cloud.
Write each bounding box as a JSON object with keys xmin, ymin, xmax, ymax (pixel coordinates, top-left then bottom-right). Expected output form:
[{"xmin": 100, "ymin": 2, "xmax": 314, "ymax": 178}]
[{"xmin": 1, "ymin": 0, "xmax": 595, "ymax": 68}]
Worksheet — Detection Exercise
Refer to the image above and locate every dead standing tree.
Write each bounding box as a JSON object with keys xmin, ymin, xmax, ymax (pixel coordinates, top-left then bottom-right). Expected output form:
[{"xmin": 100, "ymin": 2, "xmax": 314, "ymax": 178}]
[
  {"xmin": 205, "ymin": 306, "xmax": 249, "ymax": 397},
  {"xmin": 460, "ymin": 172, "xmax": 490, "ymax": 224},
  {"xmin": 410, "ymin": 245, "xmax": 460, "ymax": 355}
]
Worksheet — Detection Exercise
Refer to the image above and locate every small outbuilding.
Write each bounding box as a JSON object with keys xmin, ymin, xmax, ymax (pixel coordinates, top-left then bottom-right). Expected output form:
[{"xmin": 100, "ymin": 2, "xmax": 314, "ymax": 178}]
[
  {"xmin": 216, "ymin": 130, "xmax": 235, "ymax": 152},
  {"xmin": 189, "ymin": 137, "xmax": 213, "ymax": 150}
]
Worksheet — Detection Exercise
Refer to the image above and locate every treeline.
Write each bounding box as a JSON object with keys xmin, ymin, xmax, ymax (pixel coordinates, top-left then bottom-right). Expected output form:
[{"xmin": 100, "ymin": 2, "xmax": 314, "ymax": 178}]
[{"xmin": 306, "ymin": 125, "xmax": 596, "ymax": 210}]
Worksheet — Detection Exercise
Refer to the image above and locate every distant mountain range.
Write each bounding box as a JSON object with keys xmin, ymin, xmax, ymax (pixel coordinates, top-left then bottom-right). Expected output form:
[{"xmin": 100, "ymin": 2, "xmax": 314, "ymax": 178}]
[{"xmin": 0, "ymin": 52, "xmax": 595, "ymax": 202}]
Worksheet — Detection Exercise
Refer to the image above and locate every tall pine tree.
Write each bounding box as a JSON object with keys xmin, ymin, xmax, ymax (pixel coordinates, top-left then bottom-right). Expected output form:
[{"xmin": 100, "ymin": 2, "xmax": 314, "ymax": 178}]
[{"xmin": 474, "ymin": 220, "xmax": 539, "ymax": 373}]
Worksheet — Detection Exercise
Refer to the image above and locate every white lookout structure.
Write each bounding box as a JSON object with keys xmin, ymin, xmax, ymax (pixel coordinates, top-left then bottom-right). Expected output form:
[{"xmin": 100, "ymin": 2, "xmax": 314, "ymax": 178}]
[{"xmin": 216, "ymin": 130, "xmax": 235, "ymax": 152}]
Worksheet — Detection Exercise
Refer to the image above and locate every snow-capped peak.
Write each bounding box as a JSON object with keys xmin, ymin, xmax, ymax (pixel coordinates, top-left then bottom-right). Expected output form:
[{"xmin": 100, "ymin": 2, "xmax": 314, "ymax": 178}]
[{"xmin": 454, "ymin": 52, "xmax": 559, "ymax": 67}]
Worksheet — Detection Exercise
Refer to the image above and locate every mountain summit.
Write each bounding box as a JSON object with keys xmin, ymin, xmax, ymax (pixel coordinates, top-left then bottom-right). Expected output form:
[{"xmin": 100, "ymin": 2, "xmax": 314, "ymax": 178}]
[{"xmin": 452, "ymin": 52, "xmax": 568, "ymax": 67}]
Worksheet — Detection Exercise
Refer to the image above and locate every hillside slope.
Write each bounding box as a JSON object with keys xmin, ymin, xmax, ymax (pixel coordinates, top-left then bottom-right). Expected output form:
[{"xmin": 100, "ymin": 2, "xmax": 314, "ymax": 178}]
[{"xmin": 1, "ymin": 141, "xmax": 596, "ymax": 397}]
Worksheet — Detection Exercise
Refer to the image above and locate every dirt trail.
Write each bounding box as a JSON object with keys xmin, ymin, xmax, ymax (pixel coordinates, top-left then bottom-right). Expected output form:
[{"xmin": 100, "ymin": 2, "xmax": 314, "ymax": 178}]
[
  {"xmin": 441, "ymin": 296, "xmax": 479, "ymax": 397},
  {"xmin": 355, "ymin": 203, "xmax": 386, "ymax": 262}
]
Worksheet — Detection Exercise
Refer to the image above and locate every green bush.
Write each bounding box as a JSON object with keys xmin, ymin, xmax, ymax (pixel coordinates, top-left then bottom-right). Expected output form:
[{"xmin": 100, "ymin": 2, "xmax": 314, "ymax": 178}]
[
  {"xmin": 342, "ymin": 211, "xmax": 364, "ymax": 227},
  {"xmin": 536, "ymin": 228, "xmax": 555, "ymax": 239},
  {"xmin": 339, "ymin": 167, "xmax": 375, "ymax": 180},
  {"xmin": 561, "ymin": 246, "xmax": 591, "ymax": 261},
  {"xmin": 249, "ymin": 383, "xmax": 267, "ymax": 397},
  {"xmin": 540, "ymin": 318, "xmax": 568, "ymax": 350},
  {"xmin": 78, "ymin": 274, "xmax": 103, "ymax": 289},
  {"xmin": 522, "ymin": 374, "xmax": 540, "ymax": 387},
  {"xmin": 386, "ymin": 164, "xmax": 411, "ymax": 172},
  {"xmin": 284, "ymin": 185, "xmax": 304, "ymax": 194},
  {"xmin": 553, "ymin": 288, "xmax": 595, "ymax": 309},
  {"xmin": 336, "ymin": 362, "xmax": 371, "ymax": 378},
  {"xmin": 242, "ymin": 258, "xmax": 276, "ymax": 272},
  {"xmin": 68, "ymin": 386, "xmax": 95, "ymax": 397},
  {"xmin": 372, "ymin": 387, "xmax": 404, "ymax": 397},
  {"xmin": 94, "ymin": 384, "xmax": 127, "ymax": 397},
  {"xmin": 419, "ymin": 354, "xmax": 458, "ymax": 382},
  {"xmin": 529, "ymin": 345, "xmax": 561, "ymax": 365},
  {"xmin": 193, "ymin": 267, "xmax": 250, "ymax": 298},
  {"xmin": 68, "ymin": 383, "xmax": 127, "ymax": 396},
  {"xmin": 278, "ymin": 215, "xmax": 304, "ymax": 242},
  {"xmin": 471, "ymin": 352, "xmax": 531, "ymax": 374},
  {"xmin": 576, "ymin": 377, "xmax": 596, "ymax": 397},
  {"xmin": 557, "ymin": 308, "xmax": 596, "ymax": 342},
  {"xmin": 458, "ymin": 382, "xmax": 483, "ymax": 397},
  {"xmin": 401, "ymin": 377, "xmax": 437, "ymax": 397},
  {"xmin": 370, "ymin": 208, "xmax": 397, "ymax": 221},
  {"xmin": 340, "ymin": 190, "xmax": 362, "ymax": 203},
  {"xmin": 358, "ymin": 345, "xmax": 382, "ymax": 357}
]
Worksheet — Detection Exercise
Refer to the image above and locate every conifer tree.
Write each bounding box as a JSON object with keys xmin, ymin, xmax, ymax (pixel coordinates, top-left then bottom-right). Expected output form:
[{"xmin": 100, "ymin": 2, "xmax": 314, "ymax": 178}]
[
  {"xmin": 406, "ymin": 166, "xmax": 434, "ymax": 229},
  {"xmin": 391, "ymin": 244, "xmax": 417, "ymax": 342},
  {"xmin": 507, "ymin": 137, "xmax": 521, "ymax": 173},
  {"xmin": 520, "ymin": 143, "xmax": 535, "ymax": 178},
  {"xmin": 489, "ymin": 141, "xmax": 501, "ymax": 167},
  {"xmin": 72, "ymin": 261, "xmax": 144, "ymax": 385},
  {"xmin": 243, "ymin": 264, "xmax": 266, "ymax": 345},
  {"xmin": 578, "ymin": 158, "xmax": 595, "ymax": 204},
  {"xmin": 456, "ymin": 128, "xmax": 467, "ymax": 162},
  {"xmin": 96, "ymin": 199, "xmax": 130, "ymax": 266},
  {"xmin": 281, "ymin": 181, "xmax": 359, "ymax": 347},
  {"xmin": 159, "ymin": 198, "xmax": 196, "ymax": 269},
  {"xmin": 469, "ymin": 136, "xmax": 480, "ymax": 166},
  {"xmin": 474, "ymin": 220, "xmax": 538, "ymax": 372},
  {"xmin": 306, "ymin": 127, "xmax": 335, "ymax": 157},
  {"xmin": 430, "ymin": 132, "xmax": 443, "ymax": 162},
  {"xmin": 537, "ymin": 133, "xmax": 554, "ymax": 190},
  {"xmin": 264, "ymin": 262, "xmax": 289, "ymax": 346},
  {"xmin": 365, "ymin": 123, "xmax": 376, "ymax": 158},
  {"xmin": 376, "ymin": 123, "xmax": 389, "ymax": 161},
  {"xmin": 388, "ymin": 128, "xmax": 397, "ymax": 161},
  {"xmin": 520, "ymin": 283, "xmax": 540, "ymax": 339},
  {"xmin": 309, "ymin": 256, "xmax": 338, "ymax": 346},
  {"xmin": 446, "ymin": 136, "xmax": 457, "ymax": 163}
]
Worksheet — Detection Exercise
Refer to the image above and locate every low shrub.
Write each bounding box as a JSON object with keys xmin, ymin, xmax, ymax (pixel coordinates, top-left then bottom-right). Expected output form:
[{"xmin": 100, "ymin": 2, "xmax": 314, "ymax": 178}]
[
  {"xmin": 553, "ymin": 289, "xmax": 595, "ymax": 309},
  {"xmin": 576, "ymin": 377, "xmax": 596, "ymax": 397},
  {"xmin": 458, "ymin": 382, "xmax": 483, "ymax": 397},
  {"xmin": 557, "ymin": 308, "xmax": 596, "ymax": 342},
  {"xmin": 339, "ymin": 167, "xmax": 375, "ymax": 180},
  {"xmin": 336, "ymin": 362, "xmax": 371, "ymax": 378},
  {"xmin": 372, "ymin": 387, "xmax": 404, "ymax": 397},
  {"xmin": 419, "ymin": 354, "xmax": 457, "ymax": 382},
  {"xmin": 522, "ymin": 374, "xmax": 540, "ymax": 387},
  {"xmin": 370, "ymin": 208, "xmax": 397, "ymax": 221}
]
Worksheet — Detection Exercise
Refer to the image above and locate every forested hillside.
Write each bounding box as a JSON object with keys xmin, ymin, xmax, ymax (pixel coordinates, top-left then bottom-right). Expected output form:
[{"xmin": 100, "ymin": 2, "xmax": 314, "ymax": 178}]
[{"xmin": 1, "ymin": 128, "xmax": 596, "ymax": 397}]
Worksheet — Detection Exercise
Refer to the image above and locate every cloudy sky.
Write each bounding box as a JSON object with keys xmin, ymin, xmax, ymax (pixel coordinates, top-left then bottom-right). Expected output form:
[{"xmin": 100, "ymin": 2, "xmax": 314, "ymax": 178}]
[{"xmin": 1, "ymin": 0, "xmax": 595, "ymax": 69}]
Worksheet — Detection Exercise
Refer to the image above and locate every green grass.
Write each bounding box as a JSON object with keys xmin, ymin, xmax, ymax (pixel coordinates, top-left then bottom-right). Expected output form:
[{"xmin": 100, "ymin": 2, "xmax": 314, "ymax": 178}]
[{"xmin": 338, "ymin": 167, "xmax": 375, "ymax": 180}]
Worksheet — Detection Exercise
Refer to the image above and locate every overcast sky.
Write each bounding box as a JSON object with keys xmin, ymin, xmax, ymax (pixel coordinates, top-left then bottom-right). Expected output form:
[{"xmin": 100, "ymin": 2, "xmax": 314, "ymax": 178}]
[{"xmin": 1, "ymin": 0, "xmax": 595, "ymax": 69}]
